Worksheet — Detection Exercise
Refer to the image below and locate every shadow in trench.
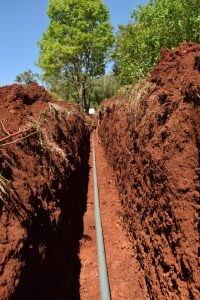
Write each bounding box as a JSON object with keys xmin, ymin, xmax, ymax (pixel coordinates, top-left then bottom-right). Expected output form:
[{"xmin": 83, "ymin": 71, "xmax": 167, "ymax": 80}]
[
  {"xmin": 67, "ymin": 141, "xmax": 90, "ymax": 299},
  {"xmin": 10, "ymin": 138, "xmax": 90, "ymax": 300}
]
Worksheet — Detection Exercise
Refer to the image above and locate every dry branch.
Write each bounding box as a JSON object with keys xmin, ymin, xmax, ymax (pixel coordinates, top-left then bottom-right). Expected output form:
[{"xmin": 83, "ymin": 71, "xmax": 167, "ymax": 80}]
[
  {"xmin": 0, "ymin": 119, "xmax": 10, "ymax": 136},
  {"xmin": 0, "ymin": 127, "xmax": 34, "ymax": 144},
  {"xmin": 0, "ymin": 130, "xmax": 38, "ymax": 149}
]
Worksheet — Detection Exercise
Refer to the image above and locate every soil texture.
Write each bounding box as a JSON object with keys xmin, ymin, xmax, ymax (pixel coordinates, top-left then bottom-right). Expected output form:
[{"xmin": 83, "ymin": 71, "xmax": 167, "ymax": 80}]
[
  {"xmin": 98, "ymin": 43, "xmax": 200, "ymax": 299},
  {"xmin": 0, "ymin": 83, "xmax": 90, "ymax": 300}
]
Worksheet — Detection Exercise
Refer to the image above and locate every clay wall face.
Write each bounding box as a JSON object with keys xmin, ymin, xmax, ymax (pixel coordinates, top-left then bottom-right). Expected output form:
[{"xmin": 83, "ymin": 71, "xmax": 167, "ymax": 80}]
[
  {"xmin": 98, "ymin": 43, "xmax": 200, "ymax": 299},
  {"xmin": 0, "ymin": 83, "xmax": 90, "ymax": 299}
]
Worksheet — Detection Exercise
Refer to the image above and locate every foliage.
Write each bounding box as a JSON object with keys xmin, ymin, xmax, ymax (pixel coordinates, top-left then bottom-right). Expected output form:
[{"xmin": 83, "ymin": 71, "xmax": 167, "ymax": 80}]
[
  {"xmin": 15, "ymin": 70, "xmax": 40, "ymax": 84},
  {"xmin": 114, "ymin": 0, "xmax": 200, "ymax": 84},
  {"xmin": 44, "ymin": 73, "xmax": 119, "ymax": 108},
  {"xmin": 91, "ymin": 73, "xmax": 119, "ymax": 107},
  {"xmin": 43, "ymin": 74, "xmax": 74, "ymax": 101},
  {"xmin": 38, "ymin": 0, "xmax": 114, "ymax": 112}
]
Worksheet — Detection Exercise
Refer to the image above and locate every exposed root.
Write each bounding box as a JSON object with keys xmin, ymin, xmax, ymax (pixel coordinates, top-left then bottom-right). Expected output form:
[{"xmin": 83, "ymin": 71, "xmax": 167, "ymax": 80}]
[
  {"xmin": 0, "ymin": 119, "xmax": 10, "ymax": 136},
  {"xmin": 0, "ymin": 130, "xmax": 38, "ymax": 149},
  {"xmin": 0, "ymin": 127, "xmax": 34, "ymax": 144},
  {"xmin": 0, "ymin": 101, "xmax": 75, "ymax": 225},
  {"xmin": 0, "ymin": 174, "xmax": 30, "ymax": 226}
]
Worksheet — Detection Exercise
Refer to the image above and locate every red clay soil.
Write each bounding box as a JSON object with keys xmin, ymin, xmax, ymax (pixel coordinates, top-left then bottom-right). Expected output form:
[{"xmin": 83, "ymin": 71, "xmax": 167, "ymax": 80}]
[
  {"xmin": 0, "ymin": 83, "xmax": 89, "ymax": 300},
  {"xmin": 79, "ymin": 133, "xmax": 148, "ymax": 299},
  {"xmin": 98, "ymin": 43, "xmax": 200, "ymax": 299}
]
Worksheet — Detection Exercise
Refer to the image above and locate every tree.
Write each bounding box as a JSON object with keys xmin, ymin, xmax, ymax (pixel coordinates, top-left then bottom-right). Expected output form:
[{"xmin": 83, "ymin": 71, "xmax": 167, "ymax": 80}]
[
  {"xmin": 91, "ymin": 73, "xmax": 119, "ymax": 107},
  {"xmin": 43, "ymin": 73, "xmax": 74, "ymax": 100},
  {"xmin": 38, "ymin": 0, "xmax": 114, "ymax": 112},
  {"xmin": 46, "ymin": 73, "xmax": 119, "ymax": 106},
  {"xmin": 15, "ymin": 70, "xmax": 40, "ymax": 84},
  {"xmin": 114, "ymin": 0, "xmax": 200, "ymax": 84}
]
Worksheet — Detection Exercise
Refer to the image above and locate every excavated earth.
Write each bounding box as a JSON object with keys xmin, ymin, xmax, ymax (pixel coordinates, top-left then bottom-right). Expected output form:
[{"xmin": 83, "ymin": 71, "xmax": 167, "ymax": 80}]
[
  {"xmin": 98, "ymin": 43, "xmax": 200, "ymax": 299},
  {"xmin": 0, "ymin": 83, "xmax": 89, "ymax": 299}
]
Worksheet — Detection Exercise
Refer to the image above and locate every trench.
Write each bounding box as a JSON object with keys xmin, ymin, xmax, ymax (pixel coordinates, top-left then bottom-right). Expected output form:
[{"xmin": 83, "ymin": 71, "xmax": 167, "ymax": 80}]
[
  {"xmin": 10, "ymin": 131, "xmax": 148, "ymax": 300},
  {"xmin": 79, "ymin": 133, "xmax": 148, "ymax": 300},
  {"xmin": 7, "ymin": 114, "xmax": 198, "ymax": 300},
  {"xmin": 5, "ymin": 122, "xmax": 197, "ymax": 300},
  {"xmin": 4, "ymin": 120, "xmax": 197, "ymax": 300}
]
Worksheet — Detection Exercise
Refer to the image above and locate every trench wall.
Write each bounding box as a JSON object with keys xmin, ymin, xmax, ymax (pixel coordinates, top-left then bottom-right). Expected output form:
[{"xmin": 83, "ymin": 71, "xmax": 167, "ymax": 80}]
[
  {"xmin": 0, "ymin": 84, "xmax": 90, "ymax": 300},
  {"xmin": 98, "ymin": 43, "xmax": 200, "ymax": 299}
]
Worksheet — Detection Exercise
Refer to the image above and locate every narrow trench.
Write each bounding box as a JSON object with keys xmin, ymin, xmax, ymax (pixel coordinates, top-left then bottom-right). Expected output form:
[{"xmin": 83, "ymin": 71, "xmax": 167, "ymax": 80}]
[
  {"xmin": 9, "ymin": 131, "xmax": 148, "ymax": 300},
  {"xmin": 79, "ymin": 133, "xmax": 149, "ymax": 300}
]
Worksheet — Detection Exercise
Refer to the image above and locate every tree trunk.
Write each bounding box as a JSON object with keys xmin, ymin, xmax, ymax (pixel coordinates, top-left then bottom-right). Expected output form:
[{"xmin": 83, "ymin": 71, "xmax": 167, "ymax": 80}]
[
  {"xmin": 83, "ymin": 87, "xmax": 90, "ymax": 113},
  {"xmin": 75, "ymin": 74, "xmax": 91, "ymax": 113}
]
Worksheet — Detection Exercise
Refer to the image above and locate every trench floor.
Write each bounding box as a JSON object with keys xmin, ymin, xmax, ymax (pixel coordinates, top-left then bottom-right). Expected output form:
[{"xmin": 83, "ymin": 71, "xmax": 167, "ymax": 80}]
[{"xmin": 79, "ymin": 133, "xmax": 148, "ymax": 299}]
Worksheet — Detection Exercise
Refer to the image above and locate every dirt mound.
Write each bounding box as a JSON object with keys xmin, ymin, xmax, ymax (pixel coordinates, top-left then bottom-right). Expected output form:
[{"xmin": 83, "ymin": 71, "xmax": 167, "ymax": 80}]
[
  {"xmin": 0, "ymin": 84, "xmax": 89, "ymax": 299},
  {"xmin": 0, "ymin": 83, "xmax": 81, "ymax": 135},
  {"xmin": 151, "ymin": 42, "xmax": 200, "ymax": 106},
  {"xmin": 98, "ymin": 43, "xmax": 200, "ymax": 299},
  {"xmin": 0, "ymin": 83, "xmax": 51, "ymax": 105}
]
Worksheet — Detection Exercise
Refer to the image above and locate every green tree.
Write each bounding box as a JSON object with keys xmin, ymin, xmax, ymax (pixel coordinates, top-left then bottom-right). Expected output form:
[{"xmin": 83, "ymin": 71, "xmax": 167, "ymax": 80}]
[
  {"xmin": 15, "ymin": 70, "xmax": 40, "ymax": 84},
  {"xmin": 91, "ymin": 73, "xmax": 119, "ymax": 107},
  {"xmin": 114, "ymin": 0, "xmax": 200, "ymax": 84},
  {"xmin": 38, "ymin": 0, "xmax": 114, "ymax": 112},
  {"xmin": 43, "ymin": 73, "xmax": 74, "ymax": 100}
]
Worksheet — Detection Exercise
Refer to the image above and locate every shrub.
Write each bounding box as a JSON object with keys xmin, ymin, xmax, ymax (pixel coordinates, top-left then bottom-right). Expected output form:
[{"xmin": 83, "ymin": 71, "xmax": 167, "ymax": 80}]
[{"xmin": 114, "ymin": 0, "xmax": 200, "ymax": 84}]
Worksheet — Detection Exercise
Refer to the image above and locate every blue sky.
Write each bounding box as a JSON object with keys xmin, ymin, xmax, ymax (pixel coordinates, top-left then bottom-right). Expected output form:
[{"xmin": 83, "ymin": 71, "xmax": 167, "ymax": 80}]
[{"xmin": 0, "ymin": 0, "xmax": 148, "ymax": 85}]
